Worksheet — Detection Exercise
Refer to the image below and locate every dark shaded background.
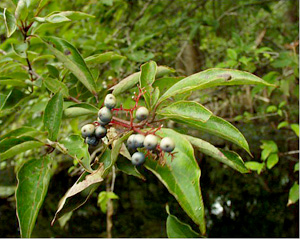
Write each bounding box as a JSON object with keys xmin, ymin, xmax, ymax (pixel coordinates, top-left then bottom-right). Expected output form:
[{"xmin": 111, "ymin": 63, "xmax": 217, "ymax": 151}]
[{"xmin": 0, "ymin": 0, "xmax": 298, "ymax": 237}]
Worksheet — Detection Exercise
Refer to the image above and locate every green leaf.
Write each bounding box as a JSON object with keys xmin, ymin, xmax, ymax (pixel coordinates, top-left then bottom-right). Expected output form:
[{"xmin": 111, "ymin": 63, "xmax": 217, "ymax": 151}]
[
  {"xmin": 3, "ymin": 8, "xmax": 17, "ymax": 37},
  {"xmin": 266, "ymin": 105, "xmax": 277, "ymax": 113},
  {"xmin": 43, "ymin": 91, "xmax": 64, "ymax": 141},
  {"xmin": 16, "ymin": 155, "xmax": 52, "ymax": 238},
  {"xmin": 152, "ymin": 76, "xmax": 184, "ymax": 93},
  {"xmin": 42, "ymin": 36, "xmax": 97, "ymax": 95},
  {"xmin": 49, "ymin": 11, "xmax": 95, "ymax": 20},
  {"xmin": 185, "ymin": 135, "xmax": 249, "ymax": 173},
  {"xmin": 0, "ymin": 126, "xmax": 39, "ymax": 141},
  {"xmin": 0, "ymin": 91, "xmax": 12, "ymax": 110},
  {"xmin": 287, "ymin": 182, "xmax": 299, "ymax": 206},
  {"xmin": 145, "ymin": 128, "xmax": 206, "ymax": 235},
  {"xmin": 166, "ymin": 206, "xmax": 199, "ymax": 238},
  {"xmin": 294, "ymin": 162, "xmax": 299, "ymax": 172},
  {"xmin": 163, "ymin": 114, "xmax": 251, "ymax": 155},
  {"xmin": 116, "ymin": 156, "xmax": 145, "ymax": 180},
  {"xmin": 266, "ymin": 153, "xmax": 279, "ymax": 169},
  {"xmin": 0, "ymin": 136, "xmax": 44, "ymax": 162},
  {"xmin": 261, "ymin": 148, "xmax": 272, "ymax": 161},
  {"xmin": 140, "ymin": 61, "xmax": 157, "ymax": 86},
  {"xmin": 139, "ymin": 61, "xmax": 157, "ymax": 107},
  {"xmin": 0, "ymin": 186, "xmax": 16, "ymax": 198},
  {"xmin": 245, "ymin": 161, "xmax": 264, "ymax": 174},
  {"xmin": 97, "ymin": 191, "xmax": 119, "ymax": 213},
  {"xmin": 103, "ymin": 132, "xmax": 132, "ymax": 176},
  {"xmin": 290, "ymin": 124, "xmax": 299, "ymax": 137},
  {"xmin": 85, "ymin": 52, "xmax": 125, "ymax": 64},
  {"xmin": 260, "ymin": 140, "xmax": 278, "ymax": 154},
  {"xmin": 112, "ymin": 66, "xmax": 174, "ymax": 96},
  {"xmin": 43, "ymin": 14, "xmax": 71, "ymax": 23},
  {"xmin": 43, "ymin": 77, "xmax": 69, "ymax": 97},
  {"xmin": 63, "ymin": 103, "xmax": 98, "ymax": 118},
  {"xmin": 46, "ymin": 64, "xmax": 60, "ymax": 78},
  {"xmin": 227, "ymin": 48, "xmax": 237, "ymax": 60},
  {"xmin": 158, "ymin": 101, "xmax": 213, "ymax": 123},
  {"xmin": 0, "ymin": 78, "xmax": 27, "ymax": 87},
  {"xmin": 151, "ymin": 87, "xmax": 160, "ymax": 108},
  {"xmin": 158, "ymin": 68, "xmax": 274, "ymax": 103},
  {"xmin": 35, "ymin": 11, "xmax": 94, "ymax": 23},
  {"xmin": 15, "ymin": 0, "xmax": 28, "ymax": 21},
  {"xmin": 278, "ymin": 121, "xmax": 289, "ymax": 129},
  {"xmin": 59, "ymin": 135, "xmax": 93, "ymax": 172},
  {"xmin": 51, "ymin": 168, "xmax": 104, "ymax": 225}
]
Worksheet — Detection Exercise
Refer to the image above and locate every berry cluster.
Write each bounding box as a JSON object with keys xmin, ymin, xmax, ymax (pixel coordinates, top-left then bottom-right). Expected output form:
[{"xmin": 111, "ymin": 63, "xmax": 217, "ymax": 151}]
[
  {"xmin": 80, "ymin": 89, "xmax": 176, "ymax": 166},
  {"xmin": 128, "ymin": 134, "xmax": 175, "ymax": 166},
  {"xmin": 81, "ymin": 94, "xmax": 116, "ymax": 146}
]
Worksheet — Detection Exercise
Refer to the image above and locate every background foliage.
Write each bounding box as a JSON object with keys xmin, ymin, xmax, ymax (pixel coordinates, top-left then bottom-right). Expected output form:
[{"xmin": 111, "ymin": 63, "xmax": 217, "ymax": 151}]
[{"xmin": 0, "ymin": 0, "xmax": 298, "ymax": 237}]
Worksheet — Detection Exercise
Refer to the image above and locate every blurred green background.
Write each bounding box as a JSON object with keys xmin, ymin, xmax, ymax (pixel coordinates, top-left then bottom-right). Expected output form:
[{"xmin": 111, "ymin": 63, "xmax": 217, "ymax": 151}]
[{"xmin": 0, "ymin": 0, "xmax": 298, "ymax": 237}]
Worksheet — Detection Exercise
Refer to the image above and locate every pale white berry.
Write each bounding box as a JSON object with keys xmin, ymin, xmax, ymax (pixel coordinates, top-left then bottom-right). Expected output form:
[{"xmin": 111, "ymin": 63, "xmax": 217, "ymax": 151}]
[
  {"xmin": 81, "ymin": 124, "xmax": 95, "ymax": 138},
  {"xmin": 104, "ymin": 94, "xmax": 116, "ymax": 109},
  {"xmin": 136, "ymin": 107, "xmax": 149, "ymax": 121},
  {"xmin": 133, "ymin": 134, "xmax": 145, "ymax": 148},
  {"xmin": 160, "ymin": 137, "xmax": 175, "ymax": 152},
  {"xmin": 144, "ymin": 134, "xmax": 158, "ymax": 150}
]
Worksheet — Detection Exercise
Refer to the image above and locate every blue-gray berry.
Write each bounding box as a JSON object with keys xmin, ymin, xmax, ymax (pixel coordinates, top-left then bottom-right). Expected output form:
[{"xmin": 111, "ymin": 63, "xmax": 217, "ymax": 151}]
[
  {"xmin": 85, "ymin": 136, "xmax": 99, "ymax": 146},
  {"xmin": 132, "ymin": 152, "xmax": 145, "ymax": 166},
  {"xmin": 160, "ymin": 137, "xmax": 175, "ymax": 152},
  {"xmin": 104, "ymin": 94, "xmax": 116, "ymax": 109},
  {"xmin": 98, "ymin": 107, "xmax": 112, "ymax": 123},
  {"xmin": 81, "ymin": 124, "xmax": 95, "ymax": 138},
  {"xmin": 97, "ymin": 117, "xmax": 109, "ymax": 126},
  {"xmin": 95, "ymin": 125, "xmax": 107, "ymax": 138}
]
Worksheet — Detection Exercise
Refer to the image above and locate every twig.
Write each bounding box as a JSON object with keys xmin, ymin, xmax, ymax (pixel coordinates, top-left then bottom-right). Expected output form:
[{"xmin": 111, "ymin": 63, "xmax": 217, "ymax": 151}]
[
  {"xmin": 217, "ymin": 0, "xmax": 278, "ymax": 22},
  {"xmin": 0, "ymin": 44, "xmax": 41, "ymax": 80},
  {"xmin": 68, "ymin": 96, "xmax": 82, "ymax": 103},
  {"xmin": 106, "ymin": 173, "xmax": 114, "ymax": 238},
  {"xmin": 282, "ymin": 150, "xmax": 299, "ymax": 155}
]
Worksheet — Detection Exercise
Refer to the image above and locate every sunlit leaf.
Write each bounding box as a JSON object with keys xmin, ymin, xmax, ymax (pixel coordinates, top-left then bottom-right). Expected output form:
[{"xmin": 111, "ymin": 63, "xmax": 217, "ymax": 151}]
[
  {"xmin": 97, "ymin": 191, "xmax": 119, "ymax": 213},
  {"xmin": 63, "ymin": 103, "xmax": 98, "ymax": 118},
  {"xmin": 42, "ymin": 36, "xmax": 97, "ymax": 95},
  {"xmin": 158, "ymin": 101, "xmax": 213, "ymax": 123},
  {"xmin": 290, "ymin": 124, "xmax": 299, "ymax": 137},
  {"xmin": 85, "ymin": 52, "xmax": 125, "ymax": 64},
  {"xmin": 3, "ymin": 8, "xmax": 17, "ymax": 37},
  {"xmin": 158, "ymin": 68, "xmax": 275, "ymax": 103},
  {"xmin": 266, "ymin": 153, "xmax": 279, "ymax": 169},
  {"xmin": 163, "ymin": 114, "xmax": 251, "ymax": 155},
  {"xmin": 112, "ymin": 66, "xmax": 175, "ymax": 96},
  {"xmin": 185, "ymin": 135, "xmax": 249, "ymax": 173},
  {"xmin": 287, "ymin": 182, "xmax": 299, "ymax": 206},
  {"xmin": 59, "ymin": 135, "xmax": 93, "ymax": 172},
  {"xmin": 145, "ymin": 128, "xmax": 206, "ymax": 235}
]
